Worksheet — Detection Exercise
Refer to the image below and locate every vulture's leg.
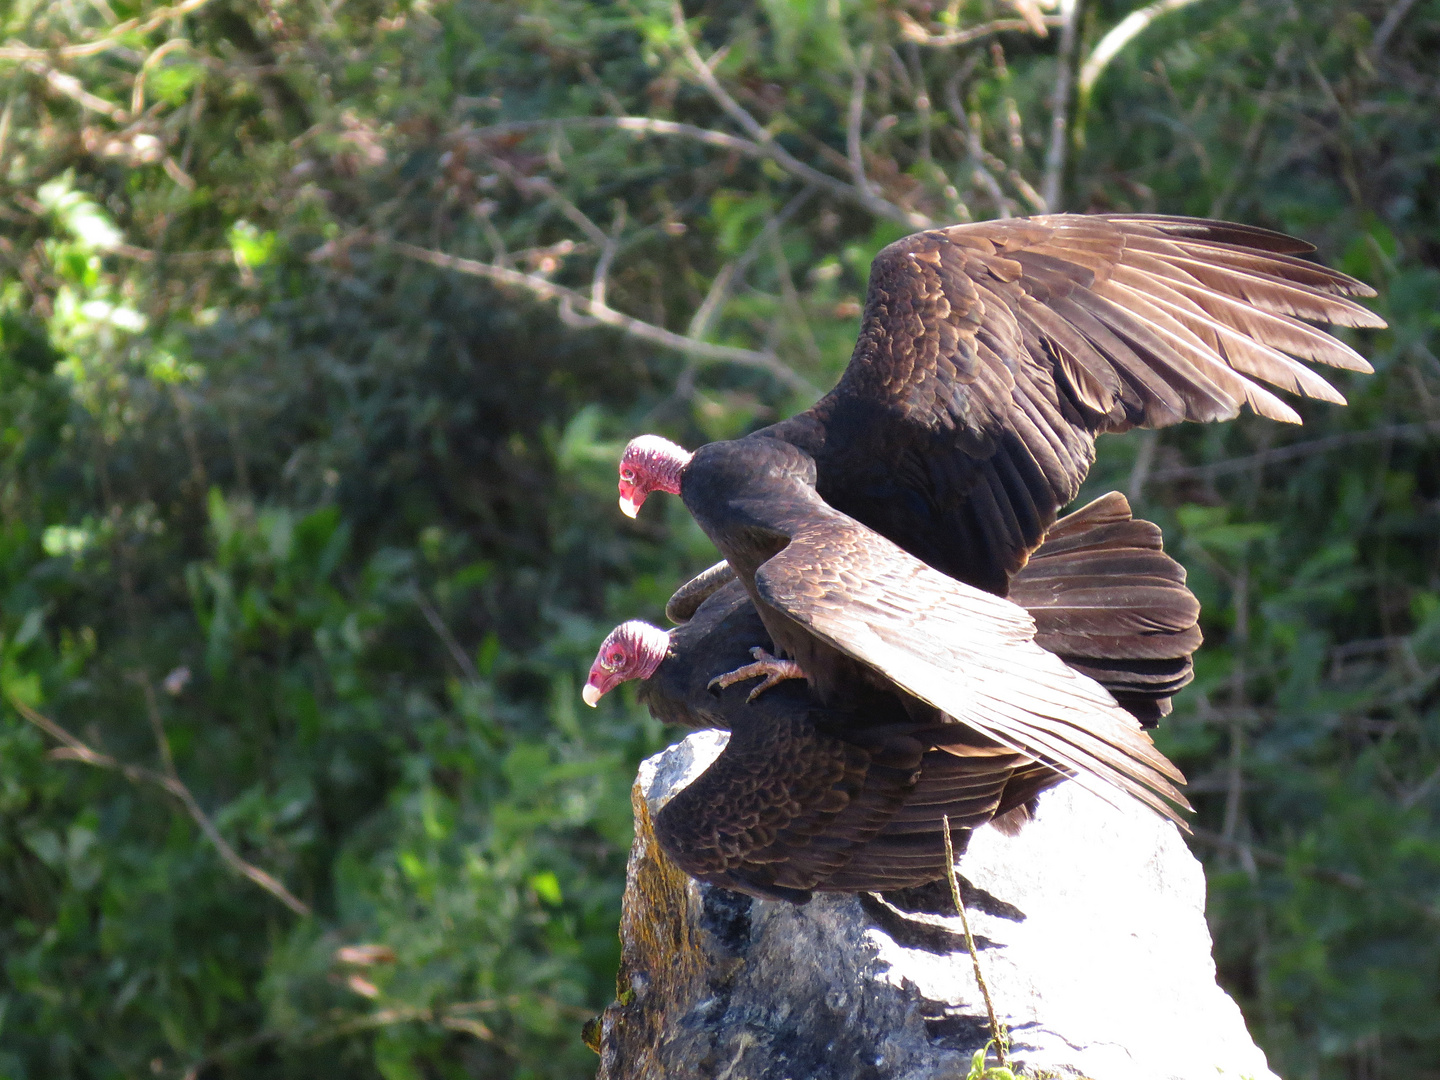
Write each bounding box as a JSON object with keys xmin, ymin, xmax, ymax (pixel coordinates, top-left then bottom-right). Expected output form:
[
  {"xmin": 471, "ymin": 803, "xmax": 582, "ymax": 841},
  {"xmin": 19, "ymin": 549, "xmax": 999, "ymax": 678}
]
[{"xmin": 708, "ymin": 647, "xmax": 807, "ymax": 702}]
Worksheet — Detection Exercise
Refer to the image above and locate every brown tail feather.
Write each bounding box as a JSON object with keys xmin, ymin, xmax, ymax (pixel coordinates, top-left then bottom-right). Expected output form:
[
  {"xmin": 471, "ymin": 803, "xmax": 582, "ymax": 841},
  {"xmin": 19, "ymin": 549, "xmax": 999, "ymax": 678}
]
[{"xmin": 1011, "ymin": 492, "xmax": 1200, "ymax": 727}]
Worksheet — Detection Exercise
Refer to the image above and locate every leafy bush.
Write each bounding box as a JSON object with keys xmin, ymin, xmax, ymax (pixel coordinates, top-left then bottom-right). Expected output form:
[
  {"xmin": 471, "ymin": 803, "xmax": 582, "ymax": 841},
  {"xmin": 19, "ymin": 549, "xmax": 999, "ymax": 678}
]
[{"xmin": 1, "ymin": 1, "xmax": 1438, "ymax": 1077}]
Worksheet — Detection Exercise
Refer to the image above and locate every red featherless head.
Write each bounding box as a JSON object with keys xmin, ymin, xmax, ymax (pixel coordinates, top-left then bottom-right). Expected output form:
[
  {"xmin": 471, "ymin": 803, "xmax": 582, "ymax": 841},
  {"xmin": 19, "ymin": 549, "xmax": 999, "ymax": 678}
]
[
  {"xmin": 617, "ymin": 435, "xmax": 692, "ymax": 519},
  {"xmin": 582, "ymin": 620, "xmax": 670, "ymax": 706}
]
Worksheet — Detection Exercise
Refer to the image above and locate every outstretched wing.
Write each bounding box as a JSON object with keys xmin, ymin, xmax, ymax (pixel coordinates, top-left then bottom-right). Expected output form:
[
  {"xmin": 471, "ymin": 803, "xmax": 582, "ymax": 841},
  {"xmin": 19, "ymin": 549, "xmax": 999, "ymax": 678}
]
[
  {"xmin": 753, "ymin": 507, "xmax": 1190, "ymax": 826},
  {"xmin": 818, "ymin": 749, "xmax": 1057, "ymax": 892},
  {"xmin": 652, "ymin": 693, "xmax": 929, "ymax": 901},
  {"xmin": 777, "ymin": 214, "xmax": 1383, "ymax": 592}
]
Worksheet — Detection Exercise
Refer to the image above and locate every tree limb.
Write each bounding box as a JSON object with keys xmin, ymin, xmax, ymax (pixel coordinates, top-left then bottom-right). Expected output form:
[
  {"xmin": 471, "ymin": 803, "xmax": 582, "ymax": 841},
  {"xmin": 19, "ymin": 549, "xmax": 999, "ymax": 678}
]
[
  {"xmin": 668, "ymin": 2, "xmax": 930, "ymax": 229},
  {"xmin": 1041, "ymin": 0, "xmax": 1086, "ymax": 212},
  {"xmin": 896, "ymin": 12, "xmax": 1066, "ymax": 48},
  {"xmin": 1149, "ymin": 421, "xmax": 1440, "ymax": 484},
  {"xmin": 28, "ymin": 62, "xmax": 126, "ymax": 119},
  {"xmin": 687, "ymin": 185, "xmax": 815, "ymax": 343},
  {"xmin": 10, "ymin": 696, "xmax": 312, "ymax": 917},
  {"xmin": 386, "ymin": 239, "xmax": 819, "ymax": 394},
  {"xmin": 846, "ymin": 45, "xmax": 877, "ymax": 200},
  {"xmin": 945, "ymin": 73, "xmax": 1012, "ymax": 218},
  {"xmin": 471, "ymin": 115, "xmax": 763, "ymax": 156},
  {"xmin": 414, "ymin": 589, "xmax": 481, "ymax": 684},
  {"xmin": 0, "ymin": 0, "xmax": 218, "ymax": 61},
  {"xmin": 1372, "ymin": 0, "xmax": 1425, "ymax": 58},
  {"xmin": 1078, "ymin": 0, "xmax": 1214, "ymax": 102},
  {"xmin": 1190, "ymin": 827, "xmax": 1440, "ymax": 925}
]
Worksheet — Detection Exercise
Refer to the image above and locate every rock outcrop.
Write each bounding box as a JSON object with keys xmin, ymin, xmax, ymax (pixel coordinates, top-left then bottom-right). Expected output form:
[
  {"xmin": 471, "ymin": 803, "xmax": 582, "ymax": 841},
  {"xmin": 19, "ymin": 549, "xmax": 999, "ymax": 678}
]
[{"xmin": 594, "ymin": 730, "xmax": 1278, "ymax": 1080}]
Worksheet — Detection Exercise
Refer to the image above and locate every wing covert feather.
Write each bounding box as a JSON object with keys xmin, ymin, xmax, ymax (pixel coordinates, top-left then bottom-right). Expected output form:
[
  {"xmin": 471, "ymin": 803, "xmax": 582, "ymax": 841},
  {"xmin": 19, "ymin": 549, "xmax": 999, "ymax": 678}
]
[
  {"xmin": 794, "ymin": 214, "xmax": 1382, "ymax": 592},
  {"xmin": 753, "ymin": 512, "xmax": 1190, "ymax": 825},
  {"xmin": 651, "ymin": 704, "xmax": 924, "ymax": 900}
]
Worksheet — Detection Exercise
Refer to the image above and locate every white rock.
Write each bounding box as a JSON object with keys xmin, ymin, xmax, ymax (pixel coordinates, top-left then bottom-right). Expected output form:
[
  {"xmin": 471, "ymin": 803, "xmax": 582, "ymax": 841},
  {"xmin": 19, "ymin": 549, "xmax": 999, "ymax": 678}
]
[{"xmin": 595, "ymin": 732, "xmax": 1278, "ymax": 1080}]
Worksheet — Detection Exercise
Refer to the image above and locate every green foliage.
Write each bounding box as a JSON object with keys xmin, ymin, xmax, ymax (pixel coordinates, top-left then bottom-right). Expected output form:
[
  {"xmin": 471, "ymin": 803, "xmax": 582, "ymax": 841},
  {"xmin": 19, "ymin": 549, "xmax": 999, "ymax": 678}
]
[
  {"xmin": 964, "ymin": 1041, "xmax": 1017, "ymax": 1080},
  {"xmin": 0, "ymin": 0, "xmax": 1438, "ymax": 1077}
]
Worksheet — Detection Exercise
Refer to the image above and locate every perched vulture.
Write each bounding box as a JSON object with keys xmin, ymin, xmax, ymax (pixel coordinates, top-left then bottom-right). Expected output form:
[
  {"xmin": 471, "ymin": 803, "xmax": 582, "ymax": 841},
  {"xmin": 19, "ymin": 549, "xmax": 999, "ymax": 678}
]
[
  {"xmin": 595, "ymin": 214, "xmax": 1379, "ymax": 889},
  {"xmin": 618, "ymin": 214, "xmax": 1381, "ymax": 594},
  {"xmin": 585, "ymin": 494, "xmax": 1200, "ymax": 900}
]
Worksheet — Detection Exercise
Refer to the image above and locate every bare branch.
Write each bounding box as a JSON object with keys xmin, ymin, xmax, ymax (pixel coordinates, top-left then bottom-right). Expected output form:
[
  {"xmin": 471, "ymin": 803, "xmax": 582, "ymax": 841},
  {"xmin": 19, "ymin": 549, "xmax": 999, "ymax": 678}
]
[
  {"xmin": 592, "ymin": 201, "xmax": 625, "ymax": 310},
  {"xmin": 1009, "ymin": 0, "xmax": 1053, "ymax": 37},
  {"xmin": 134, "ymin": 671, "xmax": 177, "ymax": 777},
  {"xmin": 387, "ymin": 239, "xmax": 819, "ymax": 394},
  {"xmin": 163, "ymin": 155, "xmax": 196, "ymax": 189},
  {"xmin": 897, "ymin": 11, "xmax": 1065, "ymax": 48},
  {"xmin": 0, "ymin": 95, "xmax": 13, "ymax": 167},
  {"xmin": 668, "ymin": 2, "xmax": 930, "ymax": 229},
  {"xmin": 687, "ymin": 262, "xmax": 736, "ymax": 342},
  {"xmin": 109, "ymin": 243, "xmax": 234, "ymax": 264},
  {"xmin": 473, "ymin": 115, "xmax": 763, "ymax": 156},
  {"xmin": 130, "ymin": 37, "xmax": 190, "ymax": 116},
  {"xmin": 895, "ymin": 45, "xmax": 932, "ymax": 165},
  {"xmin": 414, "ymin": 590, "xmax": 481, "ymax": 684},
  {"xmin": 0, "ymin": 0, "xmax": 218, "ymax": 61},
  {"xmin": 1373, "ymin": 0, "xmax": 1425, "ymax": 58},
  {"xmin": 1190, "ymin": 827, "xmax": 1440, "ymax": 925},
  {"xmin": 767, "ymin": 222, "xmax": 822, "ymax": 365},
  {"xmin": 942, "ymin": 816, "xmax": 1010, "ymax": 1066},
  {"xmin": 500, "ymin": 168, "xmax": 609, "ymax": 249},
  {"xmin": 945, "ymin": 74, "xmax": 1012, "ymax": 217},
  {"xmin": 474, "ymin": 113, "xmax": 929, "ymax": 228},
  {"xmin": 1149, "ymin": 421, "xmax": 1440, "ymax": 485},
  {"xmin": 11, "ymin": 696, "xmax": 312, "ymax": 916},
  {"xmin": 483, "ymin": 163, "xmax": 629, "ymax": 309},
  {"xmin": 687, "ymin": 185, "xmax": 815, "ymax": 344},
  {"xmin": 846, "ymin": 45, "xmax": 876, "ymax": 200},
  {"xmin": 474, "ymin": 204, "xmax": 510, "ymax": 267},
  {"xmin": 29, "ymin": 62, "xmax": 126, "ymax": 118},
  {"xmin": 1078, "ymin": 0, "xmax": 1213, "ymax": 102},
  {"xmin": 1127, "ymin": 429, "xmax": 1157, "ymax": 501},
  {"xmin": 1041, "ymin": 0, "xmax": 1086, "ymax": 212},
  {"xmin": 1006, "ymin": 166, "xmax": 1048, "ymax": 214}
]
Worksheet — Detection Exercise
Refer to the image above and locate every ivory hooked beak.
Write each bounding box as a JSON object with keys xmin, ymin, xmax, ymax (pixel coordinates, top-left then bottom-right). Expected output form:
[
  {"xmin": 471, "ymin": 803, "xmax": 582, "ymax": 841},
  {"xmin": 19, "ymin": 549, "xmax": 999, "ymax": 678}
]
[
  {"xmin": 618, "ymin": 493, "xmax": 641, "ymax": 519},
  {"xmin": 581, "ymin": 681, "xmax": 603, "ymax": 707}
]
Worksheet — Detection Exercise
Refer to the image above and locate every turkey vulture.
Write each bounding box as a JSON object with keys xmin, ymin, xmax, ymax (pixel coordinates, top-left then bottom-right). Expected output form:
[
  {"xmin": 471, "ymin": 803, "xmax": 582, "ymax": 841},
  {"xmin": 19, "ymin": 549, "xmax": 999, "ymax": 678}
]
[
  {"xmin": 617, "ymin": 214, "xmax": 1382, "ymax": 595},
  {"xmin": 585, "ymin": 494, "xmax": 1200, "ymax": 899},
  {"xmin": 603, "ymin": 215, "xmax": 1377, "ymax": 825}
]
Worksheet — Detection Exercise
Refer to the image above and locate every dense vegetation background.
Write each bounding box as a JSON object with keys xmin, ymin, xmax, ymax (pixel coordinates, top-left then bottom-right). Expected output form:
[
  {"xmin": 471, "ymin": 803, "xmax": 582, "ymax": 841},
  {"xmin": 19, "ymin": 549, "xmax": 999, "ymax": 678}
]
[{"xmin": 0, "ymin": 0, "xmax": 1437, "ymax": 1076}]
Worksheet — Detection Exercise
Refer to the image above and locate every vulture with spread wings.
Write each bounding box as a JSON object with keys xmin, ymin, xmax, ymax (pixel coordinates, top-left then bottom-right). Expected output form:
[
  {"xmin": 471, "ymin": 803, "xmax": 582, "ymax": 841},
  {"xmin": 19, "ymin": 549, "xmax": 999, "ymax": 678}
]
[
  {"xmin": 597, "ymin": 213, "xmax": 1379, "ymax": 875},
  {"xmin": 618, "ymin": 214, "xmax": 1381, "ymax": 593},
  {"xmin": 585, "ymin": 494, "xmax": 1200, "ymax": 900}
]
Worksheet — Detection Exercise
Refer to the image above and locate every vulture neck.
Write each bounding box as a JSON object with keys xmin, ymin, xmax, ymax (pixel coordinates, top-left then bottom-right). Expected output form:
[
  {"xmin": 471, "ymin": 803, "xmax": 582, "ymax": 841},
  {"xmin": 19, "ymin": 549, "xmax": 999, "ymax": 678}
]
[
  {"xmin": 680, "ymin": 437, "xmax": 817, "ymax": 567},
  {"xmin": 679, "ymin": 437, "xmax": 881, "ymax": 706}
]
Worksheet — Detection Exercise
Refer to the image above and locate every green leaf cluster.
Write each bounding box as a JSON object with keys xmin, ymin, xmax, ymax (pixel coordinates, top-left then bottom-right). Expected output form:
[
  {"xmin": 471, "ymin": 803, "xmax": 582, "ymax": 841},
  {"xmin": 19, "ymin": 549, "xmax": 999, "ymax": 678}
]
[{"xmin": 0, "ymin": 1, "xmax": 1437, "ymax": 1077}]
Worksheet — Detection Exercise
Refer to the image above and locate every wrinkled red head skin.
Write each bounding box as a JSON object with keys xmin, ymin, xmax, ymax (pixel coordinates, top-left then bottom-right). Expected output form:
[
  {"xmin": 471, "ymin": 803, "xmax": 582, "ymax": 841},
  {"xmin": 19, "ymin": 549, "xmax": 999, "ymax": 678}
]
[
  {"xmin": 583, "ymin": 620, "xmax": 670, "ymax": 706},
  {"xmin": 618, "ymin": 435, "xmax": 692, "ymax": 518}
]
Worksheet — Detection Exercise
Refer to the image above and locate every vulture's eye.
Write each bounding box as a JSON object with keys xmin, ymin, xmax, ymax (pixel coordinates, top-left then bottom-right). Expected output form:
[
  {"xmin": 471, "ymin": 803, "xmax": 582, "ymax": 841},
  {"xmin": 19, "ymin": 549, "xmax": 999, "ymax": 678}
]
[
  {"xmin": 620, "ymin": 467, "xmax": 635, "ymax": 482},
  {"xmin": 604, "ymin": 650, "xmax": 624, "ymax": 669}
]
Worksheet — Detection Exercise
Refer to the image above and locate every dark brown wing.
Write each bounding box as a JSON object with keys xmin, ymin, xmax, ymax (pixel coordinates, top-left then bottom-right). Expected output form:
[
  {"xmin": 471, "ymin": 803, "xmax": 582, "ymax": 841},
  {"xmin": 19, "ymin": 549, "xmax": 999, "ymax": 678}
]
[
  {"xmin": 1011, "ymin": 491, "xmax": 1200, "ymax": 726},
  {"xmin": 664, "ymin": 559, "xmax": 737, "ymax": 624},
  {"xmin": 651, "ymin": 697, "xmax": 927, "ymax": 901},
  {"xmin": 649, "ymin": 495, "xmax": 1199, "ymax": 731},
  {"xmin": 821, "ymin": 749, "xmax": 1044, "ymax": 892},
  {"xmin": 752, "ymin": 505, "xmax": 1190, "ymax": 826},
  {"xmin": 774, "ymin": 214, "xmax": 1383, "ymax": 593},
  {"xmin": 644, "ymin": 493, "xmax": 1202, "ymax": 896}
]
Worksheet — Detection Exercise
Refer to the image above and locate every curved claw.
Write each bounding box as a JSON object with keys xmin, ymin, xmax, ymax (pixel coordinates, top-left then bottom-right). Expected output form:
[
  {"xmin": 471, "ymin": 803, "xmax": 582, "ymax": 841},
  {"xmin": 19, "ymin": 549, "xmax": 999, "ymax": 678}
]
[{"xmin": 707, "ymin": 647, "xmax": 807, "ymax": 702}]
